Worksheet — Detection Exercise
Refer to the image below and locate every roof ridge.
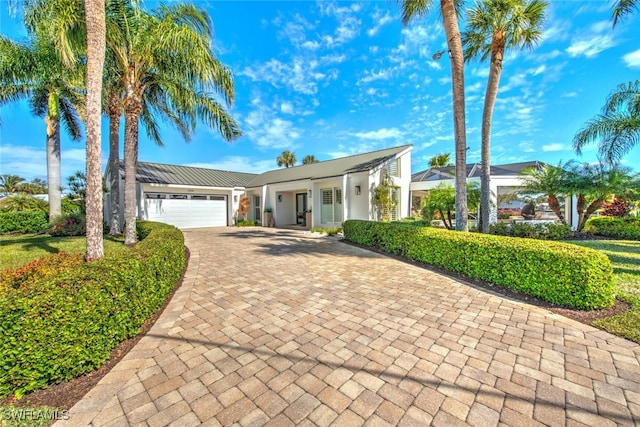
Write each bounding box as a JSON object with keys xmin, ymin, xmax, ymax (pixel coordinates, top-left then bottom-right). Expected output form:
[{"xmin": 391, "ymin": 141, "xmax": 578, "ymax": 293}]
[{"xmin": 133, "ymin": 159, "xmax": 258, "ymax": 176}]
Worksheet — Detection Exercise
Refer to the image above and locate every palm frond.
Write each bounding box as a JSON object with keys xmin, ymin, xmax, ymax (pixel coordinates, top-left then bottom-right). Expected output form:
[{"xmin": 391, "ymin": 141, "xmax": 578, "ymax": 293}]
[
  {"xmin": 612, "ymin": 0, "xmax": 638, "ymax": 27},
  {"xmin": 398, "ymin": 0, "xmax": 433, "ymax": 27}
]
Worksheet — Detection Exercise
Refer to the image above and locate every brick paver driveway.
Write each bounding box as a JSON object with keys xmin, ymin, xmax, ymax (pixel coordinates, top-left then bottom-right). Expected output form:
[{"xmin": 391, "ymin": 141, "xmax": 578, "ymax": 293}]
[{"xmin": 60, "ymin": 228, "xmax": 640, "ymax": 426}]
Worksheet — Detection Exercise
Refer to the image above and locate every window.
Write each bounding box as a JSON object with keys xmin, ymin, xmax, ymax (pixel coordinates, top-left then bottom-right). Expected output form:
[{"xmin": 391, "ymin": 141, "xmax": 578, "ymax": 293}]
[
  {"xmin": 170, "ymin": 194, "xmax": 187, "ymax": 199},
  {"xmin": 389, "ymin": 158, "xmax": 400, "ymax": 177},
  {"xmin": 321, "ymin": 188, "xmax": 343, "ymax": 224},
  {"xmin": 191, "ymin": 195, "xmax": 207, "ymax": 200},
  {"xmin": 254, "ymin": 195, "xmax": 261, "ymax": 221}
]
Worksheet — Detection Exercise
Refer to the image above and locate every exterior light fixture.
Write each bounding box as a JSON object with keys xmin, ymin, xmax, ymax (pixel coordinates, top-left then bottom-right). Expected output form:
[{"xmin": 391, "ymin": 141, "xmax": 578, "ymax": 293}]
[
  {"xmin": 234, "ymin": 195, "xmax": 238, "ymax": 202},
  {"xmin": 278, "ymin": 195, "xmax": 282, "ymax": 202},
  {"xmin": 308, "ymin": 189, "xmax": 312, "ymax": 197},
  {"xmin": 355, "ymin": 185, "xmax": 361, "ymax": 195},
  {"xmin": 432, "ymin": 49, "xmax": 450, "ymax": 61}
]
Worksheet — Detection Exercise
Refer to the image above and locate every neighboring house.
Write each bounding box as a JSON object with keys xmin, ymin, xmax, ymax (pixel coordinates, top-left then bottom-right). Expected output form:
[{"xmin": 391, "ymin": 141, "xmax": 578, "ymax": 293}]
[
  {"xmin": 105, "ymin": 144, "xmax": 413, "ymax": 229},
  {"xmin": 411, "ymin": 161, "xmax": 576, "ymax": 226}
]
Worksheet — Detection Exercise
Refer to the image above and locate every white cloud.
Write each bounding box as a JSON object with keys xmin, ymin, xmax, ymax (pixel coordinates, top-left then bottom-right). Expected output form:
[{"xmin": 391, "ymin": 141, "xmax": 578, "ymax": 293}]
[
  {"xmin": 302, "ymin": 40, "xmax": 320, "ymax": 50},
  {"xmin": 519, "ymin": 142, "xmax": 536, "ymax": 153},
  {"xmin": 280, "ymin": 102, "xmax": 294, "ymax": 114},
  {"xmin": 367, "ymin": 10, "xmax": 393, "ymax": 37},
  {"xmin": 243, "ymin": 103, "xmax": 301, "ymax": 149},
  {"xmin": 358, "ymin": 68, "xmax": 392, "ymax": 84},
  {"xmin": 542, "ymin": 143, "xmax": 569, "ymax": 152},
  {"xmin": 438, "ymin": 76, "xmax": 451, "ymax": 85},
  {"xmin": 566, "ymin": 21, "xmax": 616, "ymax": 58},
  {"xmin": 350, "ymin": 128, "xmax": 403, "ymax": 140},
  {"xmin": 471, "ymin": 67, "xmax": 489, "ymax": 78},
  {"xmin": 623, "ymin": 49, "xmax": 640, "ymax": 68},
  {"xmin": 240, "ymin": 57, "xmax": 331, "ymax": 95}
]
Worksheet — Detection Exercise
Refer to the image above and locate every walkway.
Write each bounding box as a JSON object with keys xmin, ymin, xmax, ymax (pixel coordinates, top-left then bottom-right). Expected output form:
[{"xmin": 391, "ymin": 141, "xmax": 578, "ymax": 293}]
[{"xmin": 58, "ymin": 228, "xmax": 640, "ymax": 426}]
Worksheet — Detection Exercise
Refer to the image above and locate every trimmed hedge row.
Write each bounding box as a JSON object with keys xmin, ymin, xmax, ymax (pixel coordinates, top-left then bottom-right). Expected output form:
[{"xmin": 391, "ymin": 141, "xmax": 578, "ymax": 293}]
[
  {"xmin": 0, "ymin": 221, "xmax": 186, "ymax": 399},
  {"xmin": 343, "ymin": 220, "xmax": 614, "ymax": 310},
  {"xmin": 0, "ymin": 211, "xmax": 48, "ymax": 234},
  {"xmin": 583, "ymin": 217, "xmax": 640, "ymax": 240}
]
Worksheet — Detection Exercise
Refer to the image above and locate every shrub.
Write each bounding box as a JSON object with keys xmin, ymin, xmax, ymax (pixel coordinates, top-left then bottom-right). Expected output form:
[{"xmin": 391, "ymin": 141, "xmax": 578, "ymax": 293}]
[
  {"xmin": 235, "ymin": 219, "xmax": 257, "ymax": 227},
  {"xmin": 0, "ymin": 211, "xmax": 49, "ymax": 234},
  {"xmin": 0, "ymin": 221, "xmax": 186, "ymax": 399},
  {"xmin": 602, "ymin": 196, "xmax": 632, "ymax": 218},
  {"xmin": 489, "ymin": 221, "xmax": 573, "ymax": 240},
  {"xmin": 584, "ymin": 217, "xmax": 640, "ymax": 240},
  {"xmin": 0, "ymin": 251, "xmax": 83, "ymax": 296},
  {"xmin": 47, "ymin": 212, "xmax": 86, "ymax": 237},
  {"xmin": 311, "ymin": 227, "xmax": 342, "ymax": 236},
  {"xmin": 343, "ymin": 220, "xmax": 614, "ymax": 310}
]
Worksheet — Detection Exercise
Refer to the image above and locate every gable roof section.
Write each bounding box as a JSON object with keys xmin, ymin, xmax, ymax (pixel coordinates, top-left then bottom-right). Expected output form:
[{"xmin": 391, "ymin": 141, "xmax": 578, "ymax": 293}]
[
  {"xmin": 123, "ymin": 161, "xmax": 258, "ymax": 188},
  {"xmin": 247, "ymin": 145, "xmax": 412, "ymax": 187},
  {"xmin": 411, "ymin": 160, "xmax": 543, "ymax": 182}
]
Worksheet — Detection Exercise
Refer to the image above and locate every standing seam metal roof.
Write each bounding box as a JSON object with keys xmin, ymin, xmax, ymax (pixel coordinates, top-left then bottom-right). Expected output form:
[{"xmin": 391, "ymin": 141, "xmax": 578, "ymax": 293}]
[
  {"xmin": 121, "ymin": 161, "xmax": 258, "ymax": 188},
  {"xmin": 411, "ymin": 161, "xmax": 544, "ymax": 182}
]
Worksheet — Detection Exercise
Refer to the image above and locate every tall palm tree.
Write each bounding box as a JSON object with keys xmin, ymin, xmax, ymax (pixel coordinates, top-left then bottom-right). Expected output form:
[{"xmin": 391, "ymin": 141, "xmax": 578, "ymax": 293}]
[
  {"xmin": 463, "ymin": 0, "xmax": 547, "ymax": 233},
  {"xmin": 0, "ymin": 36, "xmax": 83, "ymax": 221},
  {"xmin": 573, "ymin": 80, "xmax": 640, "ymax": 163},
  {"xmin": 84, "ymin": 0, "xmax": 106, "ymax": 259},
  {"xmin": 302, "ymin": 154, "xmax": 318, "ymax": 165},
  {"xmin": 612, "ymin": 0, "xmax": 638, "ymax": 26},
  {"xmin": 428, "ymin": 153, "xmax": 453, "ymax": 168},
  {"xmin": 400, "ymin": 0, "xmax": 468, "ymax": 231},
  {"xmin": 108, "ymin": 1, "xmax": 241, "ymax": 244},
  {"xmin": 277, "ymin": 150, "xmax": 297, "ymax": 168}
]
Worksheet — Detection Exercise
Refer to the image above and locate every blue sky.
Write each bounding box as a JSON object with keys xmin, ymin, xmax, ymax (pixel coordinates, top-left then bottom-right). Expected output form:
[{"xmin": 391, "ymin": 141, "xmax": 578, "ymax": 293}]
[{"xmin": 1, "ymin": 0, "xmax": 639, "ymax": 183}]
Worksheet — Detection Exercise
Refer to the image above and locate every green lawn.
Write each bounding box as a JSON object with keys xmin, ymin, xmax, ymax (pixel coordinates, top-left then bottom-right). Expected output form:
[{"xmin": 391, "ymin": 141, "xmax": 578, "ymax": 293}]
[
  {"xmin": 0, "ymin": 234, "xmax": 124, "ymax": 270},
  {"xmin": 570, "ymin": 240, "xmax": 640, "ymax": 343}
]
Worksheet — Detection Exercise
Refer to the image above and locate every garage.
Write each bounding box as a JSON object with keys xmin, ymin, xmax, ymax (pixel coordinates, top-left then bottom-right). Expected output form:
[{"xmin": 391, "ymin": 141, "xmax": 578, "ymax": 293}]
[{"xmin": 144, "ymin": 193, "xmax": 227, "ymax": 228}]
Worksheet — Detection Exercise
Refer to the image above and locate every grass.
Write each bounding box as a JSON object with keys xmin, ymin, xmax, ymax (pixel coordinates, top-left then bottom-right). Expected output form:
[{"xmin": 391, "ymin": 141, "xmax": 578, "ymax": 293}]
[
  {"xmin": 0, "ymin": 234, "xmax": 124, "ymax": 270},
  {"xmin": 569, "ymin": 240, "xmax": 640, "ymax": 343}
]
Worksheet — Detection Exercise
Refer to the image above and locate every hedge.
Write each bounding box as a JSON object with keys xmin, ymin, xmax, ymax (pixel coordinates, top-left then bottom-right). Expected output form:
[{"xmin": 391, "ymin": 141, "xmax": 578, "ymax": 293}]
[
  {"xmin": 343, "ymin": 220, "xmax": 614, "ymax": 310},
  {"xmin": 0, "ymin": 211, "xmax": 48, "ymax": 234},
  {"xmin": 583, "ymin": 217, "xmax": 640, "ymax": 240},
  {"xmin": 0, "ymin": 221, "xmax": 186, "ymax": 399}
]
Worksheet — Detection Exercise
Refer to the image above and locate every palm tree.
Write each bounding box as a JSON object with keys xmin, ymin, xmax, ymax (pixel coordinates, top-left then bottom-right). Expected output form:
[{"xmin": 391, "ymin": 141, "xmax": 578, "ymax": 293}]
[
  {"xmin": 400, "ymin": 0, "xmax": 468, "ymax": 231},
  {"xmin": 0, "ymin": 36, "xmax": 83, "ymax": 221},
  {"xmin": 84, "ymin": 0, "xmax": 106, "ymax": 259},
  {"xmin": 108, "ymin": 1, "xmax": 241, "ymax": 244},
  {"xmin": 573, "ymin": 80, "xmax": 640, "ymax": 163},
  {"xmin": 277, "ymin": 150, "xmax": 297, "ymax": 168},
  {"xmin": 0, "ymin": 175, "xmax": 26, "ymax": 195},
  {"xmin": 520, "ymin": 163, "xmax": 568, "ymax": 224},
  {"xmin": 302, "ymin": 154, "xmax": 318, "ymax": 165},
  {"xmin": 428, "ymin": 153, "xmax": 453, "ymax": 168},
  {"xmin": 612, "ymin": 0, "xmax": 638, "ymax": 26},
  {"xmin": 463, "ymin": 0, "xmax": 547, "ymax": 234}
]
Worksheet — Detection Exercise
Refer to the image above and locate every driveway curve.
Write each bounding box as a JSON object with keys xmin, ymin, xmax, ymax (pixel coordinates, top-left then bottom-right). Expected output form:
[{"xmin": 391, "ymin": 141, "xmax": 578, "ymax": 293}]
[{"xmin": 59, "ymin": 227, "xmax": 640, "ymax": 426}]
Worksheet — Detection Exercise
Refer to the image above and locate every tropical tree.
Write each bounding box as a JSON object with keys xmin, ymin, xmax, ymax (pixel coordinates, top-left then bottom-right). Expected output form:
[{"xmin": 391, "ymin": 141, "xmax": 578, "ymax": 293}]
[
  {"xmin": 84, "ymin": 0, "xmax": 107, "ymax": 259},
  {"xmin": 400, "ymin": 0, "xmax": 468, "ymax": 231},
  {"xmin": 520, "ymin": 163, "xmax": 568, "ymax": 224},
  {"xmin": 563, "ymin": 162, "xmax": 639, "ymax": 232},
  {"xmin": 0, "ymin": 194, "xmax": 49, "ymax": 212},
  {"xmin": 0, "ymin": 36, "xmax": 83, "ymax": 222},
  {"xmin": 67, "ymin": 171, "xmax": 87, "ymax": 213},
  {"xmin": 107, "ymin": 1, "xmax": 241, "ymax": 244},
  {"xmin": 612, "ymin": 0, "xmax": 638, "ymax": 26},
  {"xmin": 17, "ymin": 181, "xmax": 47, "ymax": 194},
  {"xmin": 421, "ymin": 182, "xmax": 481, "ymax": 229},
  {"xmin": 428, "ymin": 153, "xmax": 453, "ymax": 168},
  {"xmin": 373, "ymin": 175, "xmax": 399, "ymax": 221},
  {"xmin": 463, "ymin": 0, "xmax": 547, "ymax": 234},
  {"xmin": 302, "ymin": 155, "xmax": 319, "ymax": 165},
  {"xmin": 0, "ymin": 175, "xmax": 26, "ymax": 195},
  {"xmin": 573, "ymin": 80, "xmax": 640, "ymax": 163},
  {"xmin": 277, "ymin": 150, "xmax": 297, "ymax": 168}
]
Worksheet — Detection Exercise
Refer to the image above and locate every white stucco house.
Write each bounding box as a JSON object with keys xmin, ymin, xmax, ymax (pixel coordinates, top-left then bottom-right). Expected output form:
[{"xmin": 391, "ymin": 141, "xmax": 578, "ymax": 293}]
[{"xmin": 105, "ymin": 145, "xmax": 413, "ymax": 229}]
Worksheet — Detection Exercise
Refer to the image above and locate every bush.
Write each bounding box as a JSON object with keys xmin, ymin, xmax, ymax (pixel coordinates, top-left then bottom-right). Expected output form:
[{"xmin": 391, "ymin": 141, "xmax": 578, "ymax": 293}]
[
  {"xmin": 584, "ymin": 217, "xmax": 640, "ymax": 240},
  {"xmin": 0, "ymin": 221, "xmax": 186, "ymax": 399},
  {"xmin": 489, "ymin": 221, "xmax": 573, "ymax": 240},
  {"xmin": 311, "ymin": 227, "xmax": 342, "ymax": 236},
  {"xmin": 235, "ymin": 219, "xmax": 257, "ymax": 227},
  {"xmin": 343, "ymin": 220, "xmax": 614, "ymax": 310},
  {"xmin": 48, "ymin": 212, "xmax": 86, "ymax": 237},
  {"xmin": 0, "ymin": 251, "xmax": 83, "ymax": 296},
  {"xmin": 0, "ymin": 211, "xmax": 49, "ymax": 234}
]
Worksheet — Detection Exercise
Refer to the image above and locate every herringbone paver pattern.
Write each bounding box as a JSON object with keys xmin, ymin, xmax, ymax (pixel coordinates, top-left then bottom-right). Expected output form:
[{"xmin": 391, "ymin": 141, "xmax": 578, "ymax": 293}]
[{"xmin": 58, "ymin": 228, "xmax": 640, "ymax": 426}]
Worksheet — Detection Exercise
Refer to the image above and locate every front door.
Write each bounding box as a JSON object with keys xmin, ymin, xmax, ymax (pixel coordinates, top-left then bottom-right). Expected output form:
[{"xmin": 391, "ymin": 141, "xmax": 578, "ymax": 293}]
[{"xmin": 296, "ymin": 193, "xmax": 307, "ymax": 224}]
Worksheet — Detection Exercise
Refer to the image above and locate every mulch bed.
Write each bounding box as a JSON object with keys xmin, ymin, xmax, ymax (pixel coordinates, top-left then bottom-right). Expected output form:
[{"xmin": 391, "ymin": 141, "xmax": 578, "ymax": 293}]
[
  {"xmin": 0, "ymin": 248, "xmax": 190, "ymax": 412},
  {"xmin": 0, "ymin": 237, "xmax": 630, "ymax": 412}
]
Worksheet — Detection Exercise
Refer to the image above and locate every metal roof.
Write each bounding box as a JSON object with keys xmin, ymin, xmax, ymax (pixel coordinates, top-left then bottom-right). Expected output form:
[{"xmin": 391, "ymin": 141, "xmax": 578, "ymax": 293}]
[
  {"xmin": 246, "ymin": 145, "xmax": 413, "ymax": 187},
  {"xmin": 411, "ymin": 161, "xmax": 544, "ymax": 182},
  {"xmin": 121, "ymin": 161, "xmax": 258, "ymax": 188}
]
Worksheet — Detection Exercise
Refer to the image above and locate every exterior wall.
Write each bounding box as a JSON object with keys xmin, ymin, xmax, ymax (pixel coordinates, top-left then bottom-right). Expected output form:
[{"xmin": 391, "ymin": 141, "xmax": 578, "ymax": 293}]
[{"xmin": 345, "ymin": 171, "xmax": 370, "ymax": 220}]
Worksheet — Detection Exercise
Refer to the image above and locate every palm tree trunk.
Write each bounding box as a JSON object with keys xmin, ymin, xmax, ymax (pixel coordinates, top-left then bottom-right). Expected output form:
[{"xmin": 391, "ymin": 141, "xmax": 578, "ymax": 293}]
[
  {"xmin": 124, "ymin": 108, "xmax": 140, "ymax": 245},
  {"xmin": 108, "ymin": 96, "xmax": 122, "ymax": 236},
  {"xmin": 84, "ymin": 0, "xmax": 106, "ymax": 261},
  {"xmin": 480, "ymin": 37, "xmax": 504, "ymax": 234},
  {"xmin": 45, "ymin": 115, "xmax": 62, "ymax": 221},
  {"xmin": 547, "ymin": 194, "xmax": 566, "ymax": 224},
  {"xmin": 441, "ymin": 0, "xmax": 468, "ymax": 232}
]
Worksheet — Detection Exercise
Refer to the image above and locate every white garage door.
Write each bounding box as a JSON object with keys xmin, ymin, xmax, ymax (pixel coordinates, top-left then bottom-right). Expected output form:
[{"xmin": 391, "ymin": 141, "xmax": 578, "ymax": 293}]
[{"xmin": 144, "ymin": 194, "xmax": 227, "ymax": 228}]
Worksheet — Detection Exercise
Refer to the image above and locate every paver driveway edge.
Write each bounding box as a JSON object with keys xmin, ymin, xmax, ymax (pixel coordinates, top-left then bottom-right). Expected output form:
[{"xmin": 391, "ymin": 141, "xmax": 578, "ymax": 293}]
[{"xmin": 55, "ymin": 227, "xmax": 640, "ymax": 426}]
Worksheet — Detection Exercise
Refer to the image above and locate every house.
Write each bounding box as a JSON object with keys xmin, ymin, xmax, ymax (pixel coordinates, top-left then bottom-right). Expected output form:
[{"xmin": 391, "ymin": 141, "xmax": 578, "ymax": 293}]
[
  {"xmin": 105, "ymin": 144, "xmax": 413, "ymax": 229},
  {"xmin": 410, "ymin": 161, "xmax": 575, "ymax": 226}
]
